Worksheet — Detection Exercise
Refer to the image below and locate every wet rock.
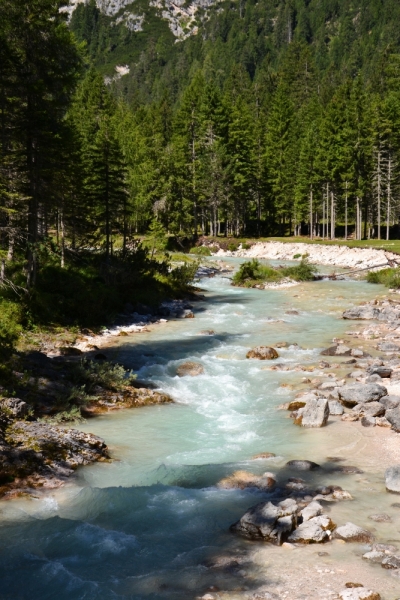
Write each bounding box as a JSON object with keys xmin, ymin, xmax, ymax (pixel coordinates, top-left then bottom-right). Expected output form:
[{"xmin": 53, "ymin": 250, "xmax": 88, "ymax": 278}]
[
  {"xmin": 176, "ymin": 362, "xmax": 204, "ymax": 377},
  {"xmin": 343, "ymin": 305, "xmax": 381, "ymax": 320},
  {"xmin": 301, "ymin": 398, "xmax": 329, "ymax": 428},
  {"xmin": 379, "ymin": 395, "xmax": 400, "ymax": 409},
  {"xmin": 95, "ymin": 353, "xmax": 107, "ymax": 360},
  {"xmin": 218, "ymin": 470, "xmax": 276, "ymax": 491},
  {"xmin": 349, "ymin": 370, "xmax": 366, "ymax": 379},
  {"xmin": 321, "ymin": 345, "xmax": 351, "ymax": 356},
  {"xmin": 251, "ymin": 452, "xmax": 276, "ymax": 460},
  {"xmin": 338, "ymin": 589, "xmax": 380, "ymax": 600},
  {"xmin": 329, "ymin": 400, "xmax": 344, "ymax": 415},
  {"xmin": 341, "ymin": 413, "xmax": 359, "ymax": 422},
  {"xmin": 246, "ymin": 346, "xmax": 279, "ymax": 360},
  {"xmin": 385, "ymin": 465, "xmax": 400, "ymax": 493},
  {"xmin": 286, "ymin": 459, "xmax": 320, "ymax": 471},
  {"xmin": 374, "ymin": 543, "xmax": 398, "ymax": 553},
  {"xmin": 362, "ymin": 551, "xmax": 386, "ymax": 563},
  {"xmin": 368, "ymin": 513, "xmax": 391, "ymax": 522},
  {"xmin": 287, "ymin": 519, "xmax": 330, "ymax": 543},
  {"xmin": 385, "ymin": 408, "xmax": 400, "ymax": 432},
  {"xmin": 333, "ymin": 522, "xmax": 374, "ymax": 543},
  {"xmin": 361, "ymin": 415, "xmax": 376, "ymax": 427},
  {"xmin": 365, "ymin": 375, "xmax": 382, "ymax": 383},
  {"xmin": 199, "ymin": 330, "xmax": 215, "ymax": 335},
  {"xmin": 287, "ymin": 400, "xmax": 307, "ymax": 411},
  {"xmin": 382, "ymin": 555, "xmax": 400, "ymax": 569},
  {"xmin": 59, "ymin": 346, "xmax": 83, "ymax": 356},
  {"xmin": 376, "ymin": 416, "xmax": 392, "ymax": 428},
  {"xmin": 338, "ymin": 383, "xmax": 387, "ymax": 407},
  {"xmin": 331, "ymin": 465, "xmax": 364, "ymax": 475}
]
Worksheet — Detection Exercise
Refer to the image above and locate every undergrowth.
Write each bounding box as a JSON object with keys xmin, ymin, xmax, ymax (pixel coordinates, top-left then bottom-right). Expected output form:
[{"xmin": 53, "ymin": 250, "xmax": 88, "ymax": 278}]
[
  {"xmin": 232, "ymin": 258, "xmax": 318, "ymax": 287},
  {"xmin": 366, "ymin": 267, "xmax": 400, "ymax": 288}
]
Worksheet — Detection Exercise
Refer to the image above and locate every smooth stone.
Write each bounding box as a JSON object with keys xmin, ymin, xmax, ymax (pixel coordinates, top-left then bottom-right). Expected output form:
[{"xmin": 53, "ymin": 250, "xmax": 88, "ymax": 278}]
[
  {"xmin": 251, "ymin": 452, "xmax": 276, "ymax": 460},
  {"xmin": 362, "ymin": 551, "xmax": 386, "ymax": 563},
  {"xmin": 368, "ymin": 365, "xmax": 392, "ymax": 378},
  {"xmin": 368, "ymin": 514, "xmax": 392, "ymax": 522},
  {"xmin": 286, "ymin": 460, "xmax": 320, "ymax": 471},
  {"xmin": 382, "ymin": 555, "xmax": 400, "ymax": 569},
  {"xmin": 338, "ymin": 590, "xmax": 381, "ymax": 600},
  {"xmin": 321, "ymin": 345, "xmax": 351, "ymax": 356},
  {"xmin": 246, "ymin": 346, "xmax": 279, "ymax": 360},
  {"xmin": 176, "ymin": 361, "xmax": 204, "ymax": 377},
  {"xmin": 333, "ymin": 522, "xmax": 374, "ymax": 543},
  {"xmin": 386, "ymin": 465, "xmax": 400, "ymax": 493},
  {"xmin": 361, "ymin": 415, "xmax": 376, "ymax": 427},
  {"xmin": 287, "ymin": 522, "xmax": 329, "ymax": 544},
  {"xmin": 377, "ymin": 342, "xmax": 400, "ymax": 353},
  {"xmin": 300, "ymin": 501, "xmax": 323, "ymax": 521}
]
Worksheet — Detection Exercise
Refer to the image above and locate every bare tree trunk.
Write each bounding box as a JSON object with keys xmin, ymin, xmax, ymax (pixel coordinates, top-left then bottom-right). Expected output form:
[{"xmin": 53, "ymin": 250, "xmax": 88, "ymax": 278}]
[
  {"xmin": 330, "ymin": 190, "xmax": 335, "ymax": 239},
  {"xmin": 322, "ymin": 198, "xmax": 325, "ymax": 240},
  {"xmin": 387, "ymin": 156, "xmax": 392, "ymax": 241},
  {"xmin": 356, "ymin": 197, "xmax": 360, "ymax": 240},
  {"xmin": 61, "ymin": 210, "xmax": 65, "ymax": 269},
  {"xmin": 377, "ymin": 149, "xmax": 381, "ymax": 240},
  {"xmin": 309, "ymin": 186, "xmax": 313, "ymax": 240}
]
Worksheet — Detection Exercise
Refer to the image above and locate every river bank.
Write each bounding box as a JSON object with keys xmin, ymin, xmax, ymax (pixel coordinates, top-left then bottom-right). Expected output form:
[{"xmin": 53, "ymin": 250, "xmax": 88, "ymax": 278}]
[
  {"xmin": 1, "ymin": 260, "xmax": 400, "ymax": 599},
  {"xmin": 213, "ymin": 241, "xmax": 400, "ymax": 271}
]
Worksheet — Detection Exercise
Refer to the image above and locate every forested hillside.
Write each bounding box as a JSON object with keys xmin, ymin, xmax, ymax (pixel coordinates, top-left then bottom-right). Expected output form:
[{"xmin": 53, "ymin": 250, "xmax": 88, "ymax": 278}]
[
  {"xmin": 69, "ymin": 0, "xmax": 400, "ymax": 240},
  {"xmin": 2, "ymin": 0, "xmax": 400, "ymax": 341}
]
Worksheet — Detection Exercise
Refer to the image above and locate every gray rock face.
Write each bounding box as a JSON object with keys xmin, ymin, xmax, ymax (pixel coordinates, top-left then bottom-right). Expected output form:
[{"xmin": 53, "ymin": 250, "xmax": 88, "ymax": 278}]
[
  {"xmin": 333, "ymin": 522, "xmax": 374, "ymax": 543},
  {"xmin": 301, "ymin": 501, "xmax": 323, "ymax": 521},
  {"xmin": 362, "ymin": 551, "xmax": 386, "ymax": 563},
  {"xmin": 286, "ymin": 459, "xmax": 320, "ymax": 471},
  {"xmin": 380, "ymin": 395, "xmax": 400, "ymax": 409},
  {"xmin": 301, "ymin": 398, "xmax": 329, "ymax": 428},
  {"xmin": 338, "ymin": 384, "xmax": 387, "ymax": 407},
  {"xmin": 385, "ymin": 408, "xmax": 400, "ymax": 432},
  {"xmin": 329, "ymin": 400, "xmax": 344, "ymax": 415},
  {"xmin": 321, "ymin": 345, "xmax": 351, "ymax": 356},
  {"xmin": 385, "ymin": 465, "xmax": 400, "ymax": 493}
]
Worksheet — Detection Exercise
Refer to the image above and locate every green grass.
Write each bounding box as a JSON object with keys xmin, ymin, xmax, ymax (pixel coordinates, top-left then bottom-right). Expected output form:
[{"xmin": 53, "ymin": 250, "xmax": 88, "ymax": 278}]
[{"xmin": 366, "ymin": 267, "xmax": 400, "ymax": 288}]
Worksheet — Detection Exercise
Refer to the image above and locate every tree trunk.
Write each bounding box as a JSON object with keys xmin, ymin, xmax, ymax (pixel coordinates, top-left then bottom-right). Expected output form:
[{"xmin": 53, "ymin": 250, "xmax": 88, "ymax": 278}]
[
  {"xmin": 309, "ymin": 186, "xmax": 313, "ymax": 240},
  {"xmin": 330, "ymin": 190, "xmax": 334, "ymax": 239},
  {"xmin": 345, "ymin": 181, "xmax": 348, "ymax": 240}
]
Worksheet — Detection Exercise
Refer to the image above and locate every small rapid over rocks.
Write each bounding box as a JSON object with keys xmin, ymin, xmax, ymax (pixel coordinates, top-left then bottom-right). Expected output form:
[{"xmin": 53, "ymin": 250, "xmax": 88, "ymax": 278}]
[{"xmin": 1, "ymin": 259, "xmax": 400, "ymax": 600}]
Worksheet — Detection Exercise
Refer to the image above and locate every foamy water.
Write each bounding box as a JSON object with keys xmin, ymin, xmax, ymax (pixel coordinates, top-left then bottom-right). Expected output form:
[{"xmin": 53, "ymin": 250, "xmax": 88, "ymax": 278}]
[{"xmin": 1, "ymin": 259, "xmax": 399, "ymax": 599}]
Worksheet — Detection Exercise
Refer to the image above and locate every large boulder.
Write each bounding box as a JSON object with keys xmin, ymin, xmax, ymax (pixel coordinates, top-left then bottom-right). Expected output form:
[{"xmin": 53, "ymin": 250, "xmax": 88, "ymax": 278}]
[
  {"xmin": 176, "ymin": 362, "xmax": 204, "ymax": 377},
  {"xmin": 301, "ymin": 398, "xmax": 329, "ymax": 428},
  {"xmin": 385, "ymin": 465, "xmax": 400, "ymax": 493},
  {"xmin": 343, "ymin": 306, "xmax": 381, "ymax": 320},
  {"xmin": 218, "ymin": 470, "xmax": 276, "ymax": 491},
  {"xmin": 377, "ymin": 342, "xmax": 400, "ymax": 353},
  {"xmin": 333, "ymin": 522, "xmax": 374, "ymax": 543},
  {"xmin": 329, "ymin": 400, "xmax": 344, "ymax": 415},
  {"xmin": 246, "ymin": 346, "xmax": 279, "ymax": 360},
  {"xmin": 353, "ymin": 401, "xmax": 385, "ymax": 417},
  {"xmin": 385, "ymin": 408, "xmax": 400, "ymax": 432},
  {"xmin": 300, "ymin": 501, "xmax": 323, "ymax": 521},
  {"xmin": 321, "ymin": 345, "xmax": 351, "ymax": 356},
  {"xmin": 0, "ymin": 398, "xmax": 31, "ymax": 421},
  {"xmin": 338, "ymin": 384, "xmax": 387, "ymax": 407},
  {"xmin": 367, "ymin": 365, "xmax": 392, "ymax": 378},
  {"xmin": 230, "ymin": 498, "xmax": 298, "ymax": 543},
  {"xmin": 381, "ymin": 555, "xmax": 400, "ymax": 569}
]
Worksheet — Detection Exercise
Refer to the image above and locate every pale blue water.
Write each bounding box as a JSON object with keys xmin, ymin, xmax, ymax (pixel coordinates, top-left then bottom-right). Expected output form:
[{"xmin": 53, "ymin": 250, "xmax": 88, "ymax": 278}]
[{"xmin": 0, "ymin": 262, "xmax": 393, "ymax": 599}]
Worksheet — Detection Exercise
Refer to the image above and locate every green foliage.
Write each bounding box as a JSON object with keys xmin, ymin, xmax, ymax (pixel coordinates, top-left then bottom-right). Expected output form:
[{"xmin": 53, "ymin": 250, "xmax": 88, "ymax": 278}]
[
  {"xmin": 366, "ymin": 267, "xmax": 400, "ymax": 288},
  {"xmin": 232, "ymin": 258, "xmax": 317, "ymax": 286},
  {"xmin": 189, "ymin": 246, "xmax": 212, "ymax": 256},
  {"xmin": 0, "ymin": 301, "xmax": 22, "ymax": 358},
  {"xmin": 70, "ymin": 359, "xmax": 134, "ymax": 393},
  {"xmin": 169, "ymin": 261, "xmax": 199, "ymax": 288}
]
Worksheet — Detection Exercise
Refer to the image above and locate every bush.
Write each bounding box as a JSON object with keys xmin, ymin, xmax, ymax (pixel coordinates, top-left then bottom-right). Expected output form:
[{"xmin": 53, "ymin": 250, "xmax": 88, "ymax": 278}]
[
  {"xmin": 169, "ymin": 261, "xmax": 199, "ymax": 288},
  {"xmin": 367, "ymin": 267, "xmax": 400, "ymax": 288},
  {"xmin": 0, "ymin": 301, "xmax": 22, "ymax": 357},
  {"xmin": 228, "ymin": 241, "xmax": 239, "ymax": 252},
  {"xmin": 70, "ymin": 359, "xmax": 133, "ymax": 393},
  {"xmin": 189, "ymin": 246, "xmax": 212, "ymax": 256},
  {"xmin": 280, "ymin": 258, "xmax": 318, "ymax": 281},
  {"xmin": 232, "ymin": 259, "xmax": 282, "ymax": 286}
]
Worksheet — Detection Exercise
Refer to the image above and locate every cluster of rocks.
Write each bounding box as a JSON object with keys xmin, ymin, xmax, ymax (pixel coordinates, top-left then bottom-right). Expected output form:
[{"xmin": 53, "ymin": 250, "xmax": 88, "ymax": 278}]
[{"xmin": 0, "ymin": 397, "xmax": 109, "ymax": 497}]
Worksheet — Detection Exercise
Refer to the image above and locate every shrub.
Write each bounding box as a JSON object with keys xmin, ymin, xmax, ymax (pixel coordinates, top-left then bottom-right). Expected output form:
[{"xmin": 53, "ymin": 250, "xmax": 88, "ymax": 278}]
[
  {"xmin": 189, "ymin": 246, "xmax": 212, "ymax": 256},
  {"xmin": 232, "ymin": 259, "xmax": 282, "ymax": 286},
  {"xmin": 70, "ymin": 359, "xmax": 133, "ymax": 393},
  {"xmin": 367, "ymin": 267, "xmax": 400, "ymax": 288},
  {"xmin": 169, "ymin": 261, "xmax": 199, "ymax": 288},
  {"xmin": 228, "ymin": 241, "xmax": 239, "ymax": 252},
  {"xmin": 280, "ymin": 258, "xmax": 318, "ymax": 281},
  {"xmin": 0, "ymin": 301, "xmax": 22, "ymax": 357}
]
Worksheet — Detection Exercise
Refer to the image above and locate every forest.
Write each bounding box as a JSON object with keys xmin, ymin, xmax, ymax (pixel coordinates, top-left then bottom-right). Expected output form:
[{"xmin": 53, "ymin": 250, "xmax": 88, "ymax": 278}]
[{"xmin": 1, "ymin": 0, "xmax": 400, "ymax": 340}]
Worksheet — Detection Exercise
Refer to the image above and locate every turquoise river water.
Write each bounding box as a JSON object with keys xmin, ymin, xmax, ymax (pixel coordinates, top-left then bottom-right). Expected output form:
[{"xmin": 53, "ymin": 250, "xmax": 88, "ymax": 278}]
[{"xmin": 1, "ymin": 259, "xmax": 400, "ymax": 600}]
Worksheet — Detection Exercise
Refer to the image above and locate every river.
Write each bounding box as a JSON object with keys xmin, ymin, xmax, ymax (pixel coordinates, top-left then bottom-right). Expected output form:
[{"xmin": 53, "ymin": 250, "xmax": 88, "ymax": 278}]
[{"xmin": 0, "ymin": 259, "xmax": 399, "ymax": 599}]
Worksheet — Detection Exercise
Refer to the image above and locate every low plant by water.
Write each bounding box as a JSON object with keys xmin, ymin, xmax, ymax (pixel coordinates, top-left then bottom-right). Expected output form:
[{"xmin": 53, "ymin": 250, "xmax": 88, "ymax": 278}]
[
  {"xmin": 232, "ymin": 258, "xmax": 318, "ymax": 287},
  {"xmin": 366, "ymin": 267, "xmax": 400, "ymax": 288}
]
